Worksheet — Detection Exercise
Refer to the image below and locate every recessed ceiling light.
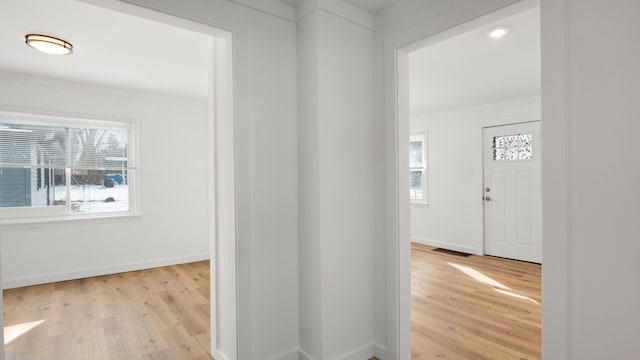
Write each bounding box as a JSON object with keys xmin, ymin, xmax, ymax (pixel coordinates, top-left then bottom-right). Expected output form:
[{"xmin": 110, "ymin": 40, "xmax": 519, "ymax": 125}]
[
  {"xmin": 25, "ymin": 34, "xmax": 73, "ymax": 55},
  {"xmin": 488, "ymin": 26, "xmax": 510, "ymax": 39}
]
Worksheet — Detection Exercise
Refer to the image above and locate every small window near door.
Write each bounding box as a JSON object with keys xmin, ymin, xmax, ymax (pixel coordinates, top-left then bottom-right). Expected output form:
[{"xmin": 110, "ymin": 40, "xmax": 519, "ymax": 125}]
[
  {"xmin": 410, "ymin": 133, "xmax": 427, "ymax": 204},
  {"xmin": 493, "ymin": 133, "xmax": 532, "ymax": 161}
]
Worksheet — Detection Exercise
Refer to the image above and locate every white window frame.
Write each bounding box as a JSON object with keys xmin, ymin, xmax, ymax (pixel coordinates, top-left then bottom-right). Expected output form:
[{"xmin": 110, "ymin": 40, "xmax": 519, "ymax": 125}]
[
  {"xmin": 0, "ymin": 111, "xmax": 140, "ymax": 224},
  {"xmin": 410, "ymin": 132, "xmax": 428, "ymax": 205}
]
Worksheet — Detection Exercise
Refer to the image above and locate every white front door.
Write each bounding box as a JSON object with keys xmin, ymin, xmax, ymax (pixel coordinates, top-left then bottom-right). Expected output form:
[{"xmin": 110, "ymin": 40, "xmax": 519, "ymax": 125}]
[{"xmin": 483, "ymin": 121, "xmax": 541, "ymax": 263}]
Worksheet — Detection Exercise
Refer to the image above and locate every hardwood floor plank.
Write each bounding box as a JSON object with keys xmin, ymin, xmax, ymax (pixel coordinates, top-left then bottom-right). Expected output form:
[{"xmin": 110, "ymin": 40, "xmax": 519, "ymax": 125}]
[
  {"xmin": 411, "ymin": 243, "xmax": 541, "ymax": 359},
  {"xmin": 160, "ymin": 291, "xmax": 207, "ymax": 336},
  {"xmin": 3, "ymin": 261, "xmax": 212, "ymax": 360}
]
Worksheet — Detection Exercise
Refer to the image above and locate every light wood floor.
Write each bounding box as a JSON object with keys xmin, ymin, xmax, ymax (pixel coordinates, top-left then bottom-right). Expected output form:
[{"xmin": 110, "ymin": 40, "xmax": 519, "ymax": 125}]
[
  {"xmin": 3, "ymin": 247, "xmax": 540, "ymax": 359},
  {"xmin": 3, "ymin": 261, "xmax": 212, "ymax": 360},
  {"xmin": 411, "ymin": 243, "xmax": 541, "ymax": 359}
]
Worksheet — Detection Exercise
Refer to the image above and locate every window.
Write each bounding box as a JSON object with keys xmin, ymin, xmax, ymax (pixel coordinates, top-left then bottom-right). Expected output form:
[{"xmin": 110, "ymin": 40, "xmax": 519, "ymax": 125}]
[
  {"xmin": 410, "ymin": 133, "xmax": 427, "ymax": 203},
  {"xmin": 0, "ymin": 112, "xmax": 137, "ymax": 222},
  {"xmin": 493, "ymin": 133, "xmax": 533, "ymax": 161}
]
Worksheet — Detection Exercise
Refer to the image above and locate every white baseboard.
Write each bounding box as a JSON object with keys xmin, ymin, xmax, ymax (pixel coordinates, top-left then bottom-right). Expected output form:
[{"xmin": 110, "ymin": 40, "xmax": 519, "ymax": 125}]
[
  {"xmin": 374, "ymin": 343, "xmax": 387, "ymax": 359},
  {"xmin": 333, "ymin": 343, "xmax": 376, "ymax": 360},
  {"xmin": 299, "ymin": 349, "xmax": 313, "ymax": 360},
  {"xmin": 266, "ymin": 347, "xmax": 300, "ymax": 360},
  {"xmin": 212, "ymin": 349, "xmax": 230, "ymax": 360},
  {"xmin": 2, "ymin": 253, "xmax": 210, "ymax": 289},
  {"xmin": 411, "ymin": 237, "xmax": 479, "ymax": 255},
  {"xmin": 297, "ymin": 343, "xmax": 376, "ymax": 360}
]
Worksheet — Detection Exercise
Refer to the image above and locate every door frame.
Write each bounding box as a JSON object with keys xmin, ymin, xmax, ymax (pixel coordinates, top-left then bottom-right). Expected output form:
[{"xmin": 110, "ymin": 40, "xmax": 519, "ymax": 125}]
[{"xmin": 378, "ymin": 0, "xmax": 571, "ymax": 358}]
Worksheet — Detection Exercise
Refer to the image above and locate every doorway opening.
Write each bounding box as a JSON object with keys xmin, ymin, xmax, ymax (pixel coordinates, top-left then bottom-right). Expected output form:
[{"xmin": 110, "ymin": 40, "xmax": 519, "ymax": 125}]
[
  {"xmin": 0, "ymin": 1, "xmax": 237, "ymax": 359},
  {"xmin": 404, "ymin": 1, "xmax": 541, "ymax": 358}
]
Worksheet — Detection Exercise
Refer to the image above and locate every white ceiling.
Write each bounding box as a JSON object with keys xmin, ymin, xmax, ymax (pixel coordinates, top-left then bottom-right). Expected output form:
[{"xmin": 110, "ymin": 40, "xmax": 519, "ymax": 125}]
[
  {"xmin": 0, "ymin": 0, "xmax": 539, "ymax": 113},
  {"xmin": 409, "ymin": 6, "xmax": 540, "ymax": 115},
  {"xmin": 0, "ymin": 0, "xmax": 212, "ymax": 100},
  {"xmin": 277, "ymin": 0, "xmax": 398, "ymax": 14}
]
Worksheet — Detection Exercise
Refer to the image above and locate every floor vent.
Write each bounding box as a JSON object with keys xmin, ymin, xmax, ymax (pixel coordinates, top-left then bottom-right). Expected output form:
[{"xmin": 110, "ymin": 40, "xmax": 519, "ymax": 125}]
[{"xmin": 433, "ymin": 248, "xmax": 472, "ymax": 257}]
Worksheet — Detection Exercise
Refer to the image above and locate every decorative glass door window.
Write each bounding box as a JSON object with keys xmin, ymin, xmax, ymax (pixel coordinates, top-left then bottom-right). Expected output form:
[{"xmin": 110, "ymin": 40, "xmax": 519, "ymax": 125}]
[
  {"xmin": 493, "ymin": 133, "xmax": 533, "ymax": 161},
  {"xmin": 410, "ymin": 133, "xmax": 426, "ymax": 202}
]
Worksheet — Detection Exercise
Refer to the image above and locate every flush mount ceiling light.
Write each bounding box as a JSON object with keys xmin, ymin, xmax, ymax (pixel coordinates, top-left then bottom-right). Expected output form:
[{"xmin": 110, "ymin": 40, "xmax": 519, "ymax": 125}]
[
  {"xmin": 488, "ymin": 26, "xmax": 510, "ymax": 39},
  {"xmin": 25, "ymin": 34, "xmax": 73, "ymax": 55}
]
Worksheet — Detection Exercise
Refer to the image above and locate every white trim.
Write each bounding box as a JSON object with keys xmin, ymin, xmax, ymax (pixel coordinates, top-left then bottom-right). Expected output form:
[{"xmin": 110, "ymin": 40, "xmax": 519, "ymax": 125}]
[
  {"xmin": 1, "ymin": 254, "xmax": 210, "ymax": 289},
  {"xmin": 211, "ymin": 32, "xmax": 239, "ymax": 360},
  {"xmin": 265, "ymin": 347, "xmax": 300, "ymax": 360},
  {"xmin": 209, "ymin": 36, "xmax": 223, "ymax": 360},
  {"xmin": 212, "ymin": 351, "xmax": 230, "ymax": 360},
  {"xmin": 395, "ymin": 46, "xmax": 412, "ymax": 360},
  {"xmin": 0, "ymin": 211, "xmax": 140, "ymax": 226},
  {"xmin": 296, "ymin": 0, "xmax": 374, "ymax": 30},
  {"xmin": 332, "ymin": 343, "xmax": 376, "ymax": 360},
  {"xmin": 83, "ymin": 0, "xmax": 297, "ymax": 24},
  {"xmin": 231, "ymin": 0, "xmax": 296, "ymax": 21},
  {"xmin": 374, "ymin": 0, "xmax": 444, "ymax": 30},
  {"xmin": 296, "ymin": 343, "xmax": 377, "ymax": 360},
  {"xmin": 373, "ymin": 342, "xmax": 388, "ymax": 358},
  {"xmin": 0, "ymin": 69, "xmax": 210, "ymax": 106},
  {"xmin": 298, "ymin": 349, "xmax": 313, "ymax": 360}
]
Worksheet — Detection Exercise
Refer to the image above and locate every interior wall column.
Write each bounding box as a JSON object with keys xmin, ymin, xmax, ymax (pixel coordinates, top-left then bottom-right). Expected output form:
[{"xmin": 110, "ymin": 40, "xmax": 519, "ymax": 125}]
[{"xmin": 296, "ymin": 1, "xmax": 376, "ymax": 359}]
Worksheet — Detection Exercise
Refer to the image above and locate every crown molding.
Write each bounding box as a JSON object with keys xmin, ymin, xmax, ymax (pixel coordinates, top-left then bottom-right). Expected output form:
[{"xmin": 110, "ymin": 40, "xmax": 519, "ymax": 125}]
[
  {"xmin": 230, "ymin": 0, "xmax": 297, "ymax": 21},
  {"xmin": 296, "ymin": 0, "xmax": 374, "ymax": 30}
]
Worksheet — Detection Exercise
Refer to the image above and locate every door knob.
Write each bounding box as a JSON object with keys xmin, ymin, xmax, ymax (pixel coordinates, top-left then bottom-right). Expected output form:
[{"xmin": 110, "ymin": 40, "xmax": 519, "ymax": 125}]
[{"xmin": 484, "ymin": 196, "xmax": 492, "ymax": 201}]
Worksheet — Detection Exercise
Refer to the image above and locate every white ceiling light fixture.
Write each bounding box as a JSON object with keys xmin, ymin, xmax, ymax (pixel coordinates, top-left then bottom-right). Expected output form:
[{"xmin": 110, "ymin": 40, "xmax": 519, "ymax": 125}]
[
  {"xmin": 25, "ymin": 34, "xmax": 73, "ymax": 55},
  {"xmin": 488, "ymin": 26, "xmax": 510, "ymax": 39}
]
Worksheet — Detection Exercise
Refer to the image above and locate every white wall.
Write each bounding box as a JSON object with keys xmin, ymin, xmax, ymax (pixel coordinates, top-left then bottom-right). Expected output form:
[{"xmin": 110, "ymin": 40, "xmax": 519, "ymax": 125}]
[
  {"xmin": 0, "ymin": 72, "xmax": 210, "ymax": 288},
  {"xmin": 542, "ymin": 0, "xmax": 640, "ymax": 358},
  {"xmin": 297, "ymin": 2, "xmax": 376, "ymax": 359},
  {"xmin": 410, "ymin": 96, "xmax": 540, "ymax": 254}
]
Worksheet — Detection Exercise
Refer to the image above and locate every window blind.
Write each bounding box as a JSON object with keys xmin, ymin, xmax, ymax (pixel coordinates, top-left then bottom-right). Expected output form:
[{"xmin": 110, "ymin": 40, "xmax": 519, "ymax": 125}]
[
  {"xmin": 0, "ymin": 123, "xmax": 133, "ymax": 171},
  {"xmin": 0, "ymin": 123, "xmax": 66, "ymax": 168}
]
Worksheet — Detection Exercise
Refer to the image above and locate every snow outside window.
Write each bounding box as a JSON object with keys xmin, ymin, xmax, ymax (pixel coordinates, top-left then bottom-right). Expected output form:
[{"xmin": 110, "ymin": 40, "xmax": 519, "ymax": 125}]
[{"xmin": 0, "ymin": 112, "xmax": 137, "ymax": 223}]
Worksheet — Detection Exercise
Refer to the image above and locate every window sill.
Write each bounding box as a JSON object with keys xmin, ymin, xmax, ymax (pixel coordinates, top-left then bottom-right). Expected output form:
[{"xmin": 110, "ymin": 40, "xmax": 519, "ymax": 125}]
[
  {"xmin": 0, "ymin": 211, "xmax": 141, "ymax": 229},
  {"xmin": 411, "ymin": 201, "xmax": 429, "ymax": 208}
]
